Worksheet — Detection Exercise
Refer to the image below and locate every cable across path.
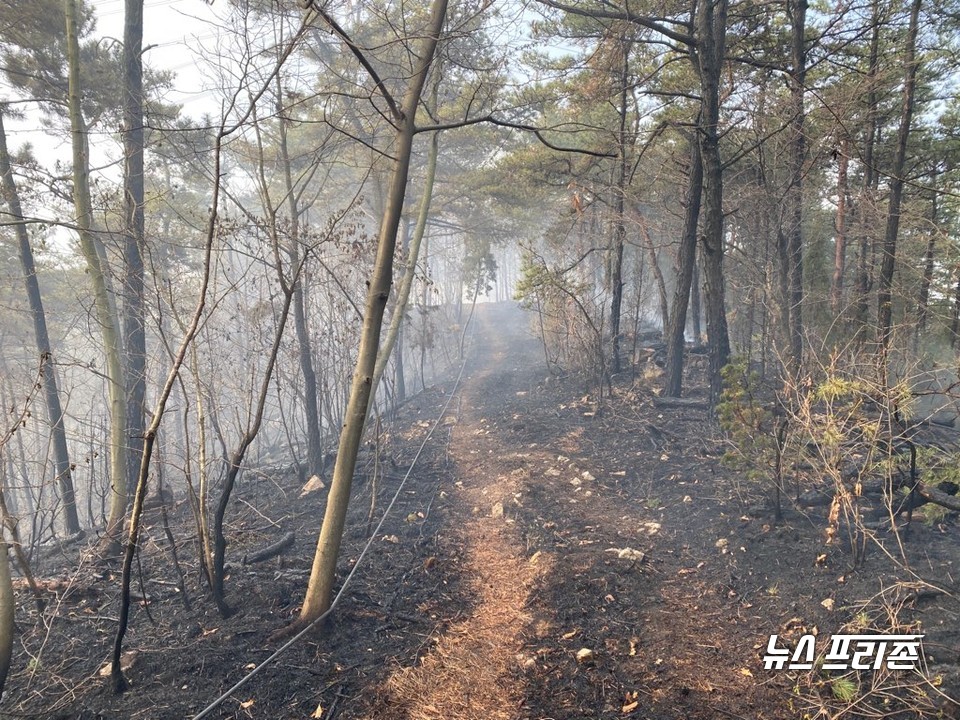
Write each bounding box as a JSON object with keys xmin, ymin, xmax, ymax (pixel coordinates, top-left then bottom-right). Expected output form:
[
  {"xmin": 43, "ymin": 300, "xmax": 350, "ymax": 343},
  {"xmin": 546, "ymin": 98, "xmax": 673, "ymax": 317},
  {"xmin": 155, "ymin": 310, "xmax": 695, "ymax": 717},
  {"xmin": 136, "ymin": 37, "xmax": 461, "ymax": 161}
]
[{"xmin": 190, "ymin": 317, "xmax": 476, "ymax": 720}]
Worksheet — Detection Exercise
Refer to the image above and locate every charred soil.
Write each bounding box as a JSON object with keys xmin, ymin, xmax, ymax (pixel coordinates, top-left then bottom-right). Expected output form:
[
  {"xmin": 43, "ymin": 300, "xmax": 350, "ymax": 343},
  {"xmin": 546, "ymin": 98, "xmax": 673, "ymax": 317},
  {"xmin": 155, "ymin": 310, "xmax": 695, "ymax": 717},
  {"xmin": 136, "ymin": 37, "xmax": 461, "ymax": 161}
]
[{"xmin": 2, "ymin": 302, "xmax": 958, "ymax": 719}]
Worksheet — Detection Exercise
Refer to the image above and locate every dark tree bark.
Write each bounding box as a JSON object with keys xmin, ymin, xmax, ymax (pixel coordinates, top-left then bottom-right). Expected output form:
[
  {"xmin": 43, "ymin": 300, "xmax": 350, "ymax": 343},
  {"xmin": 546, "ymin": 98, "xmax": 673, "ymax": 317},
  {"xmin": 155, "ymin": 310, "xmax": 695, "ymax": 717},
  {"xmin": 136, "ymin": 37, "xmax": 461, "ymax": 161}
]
[
  {"xmin": 244, "ymin": 530, "xmax": 295, "ymax": 564},
  {"xmin": 785, "ymin": 0, "xmax": 806, "ymax": 370},
  {"xmin": 830, "ymin": 136, "xmax": 850, "ymax": 316},
  {"xmin": 952, "ymin": 270, "xmax": 960, "ymax": 348},
  {"xmin": 664, "ymin": 135, "xmax": 703, "ymax": 397},
  {"xmin": 0, "ymin": 111, "xmax": 80, "ymax": 535},
  {"xmin": 694, "ymin": 0, "xmax": 731, "ymax": 403},
  {"xmin": 916, "ymin": 168, "xmax": 938, "ymax": 336},
  {"xmin": 609, "ymin": 37, "xmax": 631, "ymax": 374},
  {"xmin": 853, "ymin": 0, "xmax": 882, "ymax": 337},
  {"xmin": 877, "ymin": 0, "xmax": 922, "ymax": 378},
  {"xmin": 122, "ymin": 0, "xmax": 147, "ymax": 498}
]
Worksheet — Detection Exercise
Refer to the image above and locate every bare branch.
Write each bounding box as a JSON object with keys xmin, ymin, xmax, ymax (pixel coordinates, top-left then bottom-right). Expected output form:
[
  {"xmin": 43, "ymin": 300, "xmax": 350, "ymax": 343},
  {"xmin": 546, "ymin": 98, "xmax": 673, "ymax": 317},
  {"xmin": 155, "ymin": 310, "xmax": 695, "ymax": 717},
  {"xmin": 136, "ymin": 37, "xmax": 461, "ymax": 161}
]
[
  {"xmin": 415, "ymin": 114, "xmax": 617, "ymax": 158},
  {"xmin": 536, "ymin": 0, "xmax": 694, "ymax": 47},
  {"xmin": 306, "ymin": 2, "xmax": 403, "ymax": 123}
]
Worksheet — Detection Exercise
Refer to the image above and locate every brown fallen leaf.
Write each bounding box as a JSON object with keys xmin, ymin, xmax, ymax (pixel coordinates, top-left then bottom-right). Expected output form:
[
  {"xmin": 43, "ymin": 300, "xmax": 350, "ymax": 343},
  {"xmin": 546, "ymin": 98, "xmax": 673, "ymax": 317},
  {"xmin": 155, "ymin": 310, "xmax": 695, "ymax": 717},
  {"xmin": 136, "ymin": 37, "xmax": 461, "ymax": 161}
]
[
  {"xmin": 98, "ymin": 650, "xmax": 138, "ymax": 677},
  {"xmin": 311, "ymin": 703, "xmax": 324, "ymax": 718},
  {"xmin": 299, "ymin": 474, "xmax": 325, "ymax": 497},
  {"xmin": 240, "ymin": 699, "xmax": 255, "ymax": 709}
]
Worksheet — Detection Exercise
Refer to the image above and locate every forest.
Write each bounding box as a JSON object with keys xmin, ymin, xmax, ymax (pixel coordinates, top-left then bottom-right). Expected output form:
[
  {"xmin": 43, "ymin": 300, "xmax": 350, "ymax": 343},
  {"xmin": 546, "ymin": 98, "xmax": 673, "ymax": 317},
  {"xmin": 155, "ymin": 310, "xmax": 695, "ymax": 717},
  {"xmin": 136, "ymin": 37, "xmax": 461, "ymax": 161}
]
[{"xmin": 0, "ymin": 0, "xmax": 959, "ymax": 717}]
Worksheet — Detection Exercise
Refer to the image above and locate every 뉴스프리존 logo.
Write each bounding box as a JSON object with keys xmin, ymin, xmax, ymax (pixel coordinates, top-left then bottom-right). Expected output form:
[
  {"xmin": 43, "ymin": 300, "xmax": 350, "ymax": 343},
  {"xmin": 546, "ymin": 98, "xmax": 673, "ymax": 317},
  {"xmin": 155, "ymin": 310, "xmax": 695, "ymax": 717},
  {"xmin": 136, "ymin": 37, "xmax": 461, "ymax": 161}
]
[{"xmin": 762, "ymin": 634, "xmax": 924, "ymax": 671}]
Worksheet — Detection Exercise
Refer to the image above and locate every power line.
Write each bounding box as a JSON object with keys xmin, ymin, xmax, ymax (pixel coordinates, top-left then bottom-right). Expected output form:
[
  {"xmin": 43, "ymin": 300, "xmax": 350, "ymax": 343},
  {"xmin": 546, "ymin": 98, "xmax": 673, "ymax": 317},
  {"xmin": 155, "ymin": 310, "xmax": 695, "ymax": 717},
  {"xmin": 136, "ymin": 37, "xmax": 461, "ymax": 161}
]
[{"xmin": 189, "ymin": 315, "xmax": 478, "ymax": 720}]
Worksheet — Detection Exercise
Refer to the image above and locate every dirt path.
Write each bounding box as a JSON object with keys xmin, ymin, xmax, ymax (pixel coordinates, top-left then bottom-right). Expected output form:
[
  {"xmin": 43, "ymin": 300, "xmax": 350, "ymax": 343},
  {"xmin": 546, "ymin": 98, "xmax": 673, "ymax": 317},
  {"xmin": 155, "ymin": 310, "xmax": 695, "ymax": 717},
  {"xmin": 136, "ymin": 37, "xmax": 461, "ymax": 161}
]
[
  {"xmin": 372, "ymin": 304, "xmax": 550, "ymax": 719},
  {"xmin": 365, "ymin": 302, "xmax": 777, "ymax": 719}
]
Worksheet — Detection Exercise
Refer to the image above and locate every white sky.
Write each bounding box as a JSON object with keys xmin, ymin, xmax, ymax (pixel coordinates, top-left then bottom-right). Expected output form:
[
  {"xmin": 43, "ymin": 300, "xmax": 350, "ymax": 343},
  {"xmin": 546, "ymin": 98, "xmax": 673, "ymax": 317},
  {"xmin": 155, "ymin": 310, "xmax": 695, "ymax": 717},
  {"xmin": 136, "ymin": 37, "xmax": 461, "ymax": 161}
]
[
  {"xmin": 92, "ymin": 0, "xmax": 224, "ymax": 118},
  {"xmin": 0, "ymin": 0, "xmax": 248, "ymax": 253},
  {"xmin": 2, "ymin": 0, "xmax": 226, "ymax": 173}
]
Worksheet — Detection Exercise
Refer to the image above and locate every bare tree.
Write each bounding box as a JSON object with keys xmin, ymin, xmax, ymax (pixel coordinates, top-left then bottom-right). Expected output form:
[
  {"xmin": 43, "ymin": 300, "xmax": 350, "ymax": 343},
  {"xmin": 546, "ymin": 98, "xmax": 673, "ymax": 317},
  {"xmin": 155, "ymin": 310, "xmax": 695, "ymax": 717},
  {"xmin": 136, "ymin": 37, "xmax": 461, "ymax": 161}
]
[
  {"xmin": 121, "ymin": 0, "xmax": 147, "ymax": 501},
  {"xmin": 295, "ymin": 0, "xmax": 450, "ymax": 627},
  {"xmin": 64, "ymin": 0, "xmax": 127, "ymax": 549},
  {"xmin": 0, "ymin": 109, "xmax": 79, "ymax": 535}
]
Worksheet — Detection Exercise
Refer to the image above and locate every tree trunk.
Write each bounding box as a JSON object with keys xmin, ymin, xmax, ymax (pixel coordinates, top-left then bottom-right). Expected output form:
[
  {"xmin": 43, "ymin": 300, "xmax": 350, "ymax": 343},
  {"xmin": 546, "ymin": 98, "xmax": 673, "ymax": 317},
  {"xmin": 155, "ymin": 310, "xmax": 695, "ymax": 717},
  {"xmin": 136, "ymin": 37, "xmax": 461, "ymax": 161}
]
[
  {"xmin": 853, "ymin": 0, "xmax": 881, "ymax": 337},
  {"xmin": 876, "ymin": 0, "xmax": 922, "ymax": 381},
  {"xmin": 395, "ymin": 320, "xmax": 406, "ymax": 403},
  {"xmin": 785, "ymin": 0, "xmax": 806, "ymax": 371},
  {"xmin": 663, "ymin": 135, "xmax": 703, "ymax": 397},
  {"xmin": 277, "ymin": 89, "xmax": 324, "ymax": 481},
  {"xmin": 367, "ymin": 130, "xmax": 439, "ymax": 418},
  {"xmin": 297, "ymin": 0, "xmax": 448, "ymax": 626},
  {"xmin": 916, "ymin": 169, "xmax": 937, "ymax": 337},
  {"xmin": 0, "ymin": 535, "xmax": 13, "ymax": 696},
  {"xmin": 608, "ymin": 38, "xmax": 631, "ymax": 375},
  {"xmin": 691, "ymin": 252, "xmax": 702, "ymax": 341},
  {"xmin": 64, "ymin": 0, "xmax": 127, "ymax": 553},
  {"xmin": 122, "ymin": 0, "xmax": 147, "ymax": 499},
  {"xmin": 639, "ymin": 218, "xmax": 669, "ymax": 333},
  {"xmin": 0, "ymin": 111, "xmax": 80, "ymax": 535},
  {"xmin": 420, "ymin": 230, "xmax": 431, "ymax": 392},
  {"xmin": 830, "ymin": 136, "xmax": 850, "ymax": 316},
  {"xmin": 951, "ymin": 270, "xmax": 960, "ymax": 349},
  {"xmin": 695, "ymin": 0, "xmax": 731, "ymax": 403}
]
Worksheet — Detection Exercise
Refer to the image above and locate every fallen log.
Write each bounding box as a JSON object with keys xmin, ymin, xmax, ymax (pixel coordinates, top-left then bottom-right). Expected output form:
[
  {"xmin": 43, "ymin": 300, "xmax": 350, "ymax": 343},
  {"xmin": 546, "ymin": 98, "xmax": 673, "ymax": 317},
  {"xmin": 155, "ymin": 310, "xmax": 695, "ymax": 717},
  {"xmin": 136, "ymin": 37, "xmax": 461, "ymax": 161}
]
[
  {"xmin": 916, "ymin": 481, "xmax": 960, "ymax": 511},
  {"xmin": 652, "ymin": 396, "xmax": 709, "ymax": 411},
  {"xmin": 243, "ymin": 530, "xmax": 295, "ymax": 565}
]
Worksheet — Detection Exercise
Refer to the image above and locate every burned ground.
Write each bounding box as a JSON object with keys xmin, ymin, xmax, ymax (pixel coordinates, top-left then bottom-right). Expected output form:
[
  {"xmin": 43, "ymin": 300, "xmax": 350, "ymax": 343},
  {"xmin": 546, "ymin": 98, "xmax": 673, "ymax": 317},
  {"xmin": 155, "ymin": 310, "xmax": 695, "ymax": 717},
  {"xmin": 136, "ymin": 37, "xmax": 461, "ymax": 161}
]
[{"xmin": 2, "ymin": 302, "xmax": 958, "ymax": 719}]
